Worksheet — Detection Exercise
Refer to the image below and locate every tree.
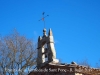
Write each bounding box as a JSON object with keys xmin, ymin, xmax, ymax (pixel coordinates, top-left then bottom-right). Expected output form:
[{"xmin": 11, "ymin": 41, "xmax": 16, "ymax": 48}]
[
  {"xmin": 96, "ymin": 59, "xmax": 100, "ymax": 69},
  {"xmin": 77, "ymin": 59, "xmax": 90, "ymax": 67},
  {"xmin": 0, "ymin": 30, "xmax": 37, "ymax": 75}
]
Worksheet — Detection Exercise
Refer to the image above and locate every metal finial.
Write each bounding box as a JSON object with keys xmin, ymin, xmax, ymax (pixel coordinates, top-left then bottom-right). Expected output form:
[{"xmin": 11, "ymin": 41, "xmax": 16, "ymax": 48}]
[{"xmin": 39, "ymin": 12, "xmax": 49, "ymax": 28}]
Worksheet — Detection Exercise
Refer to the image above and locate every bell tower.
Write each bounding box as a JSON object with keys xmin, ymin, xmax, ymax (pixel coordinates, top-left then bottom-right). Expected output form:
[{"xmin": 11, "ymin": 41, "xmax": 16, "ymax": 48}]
[
  {"xmin": 29, "ymin": 28, "xmax": 100, "ymax": 75},
  {"xmin": 37, "ymin": 28, "xmax": 59, "ymax": 68}
]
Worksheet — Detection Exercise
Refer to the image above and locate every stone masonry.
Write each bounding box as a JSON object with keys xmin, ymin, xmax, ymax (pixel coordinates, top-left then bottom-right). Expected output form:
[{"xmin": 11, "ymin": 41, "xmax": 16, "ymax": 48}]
[{"xmin": 28, "ymin": 28, "xmax": 100, "ymax": 75}]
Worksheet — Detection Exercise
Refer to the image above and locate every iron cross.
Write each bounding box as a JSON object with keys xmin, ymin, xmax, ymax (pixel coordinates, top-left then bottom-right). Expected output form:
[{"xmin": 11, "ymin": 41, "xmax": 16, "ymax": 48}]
[{"xmin": 39, "ymin": 12, "xmax": 49, "ymax": 28}]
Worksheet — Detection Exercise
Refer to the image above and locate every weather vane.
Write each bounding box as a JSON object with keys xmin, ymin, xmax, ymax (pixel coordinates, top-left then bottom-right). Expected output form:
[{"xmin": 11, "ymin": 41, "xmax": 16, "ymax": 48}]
[{"xmin": 39, "ymin": 12, "xmax": 49, "ymax": 28}]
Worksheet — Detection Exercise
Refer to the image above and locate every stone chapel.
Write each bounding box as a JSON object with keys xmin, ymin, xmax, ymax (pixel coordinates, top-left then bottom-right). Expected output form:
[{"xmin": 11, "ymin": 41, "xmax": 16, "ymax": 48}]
[{"xmin": 28, "ymin": 28, "xmax": 100, "ymax": 75}]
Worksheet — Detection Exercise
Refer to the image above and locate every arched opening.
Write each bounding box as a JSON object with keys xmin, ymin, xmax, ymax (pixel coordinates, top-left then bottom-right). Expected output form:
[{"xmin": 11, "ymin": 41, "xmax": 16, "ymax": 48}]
[{"xmin": 44, "ymin": 43, "xmax": 48, "ymax": 62}]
